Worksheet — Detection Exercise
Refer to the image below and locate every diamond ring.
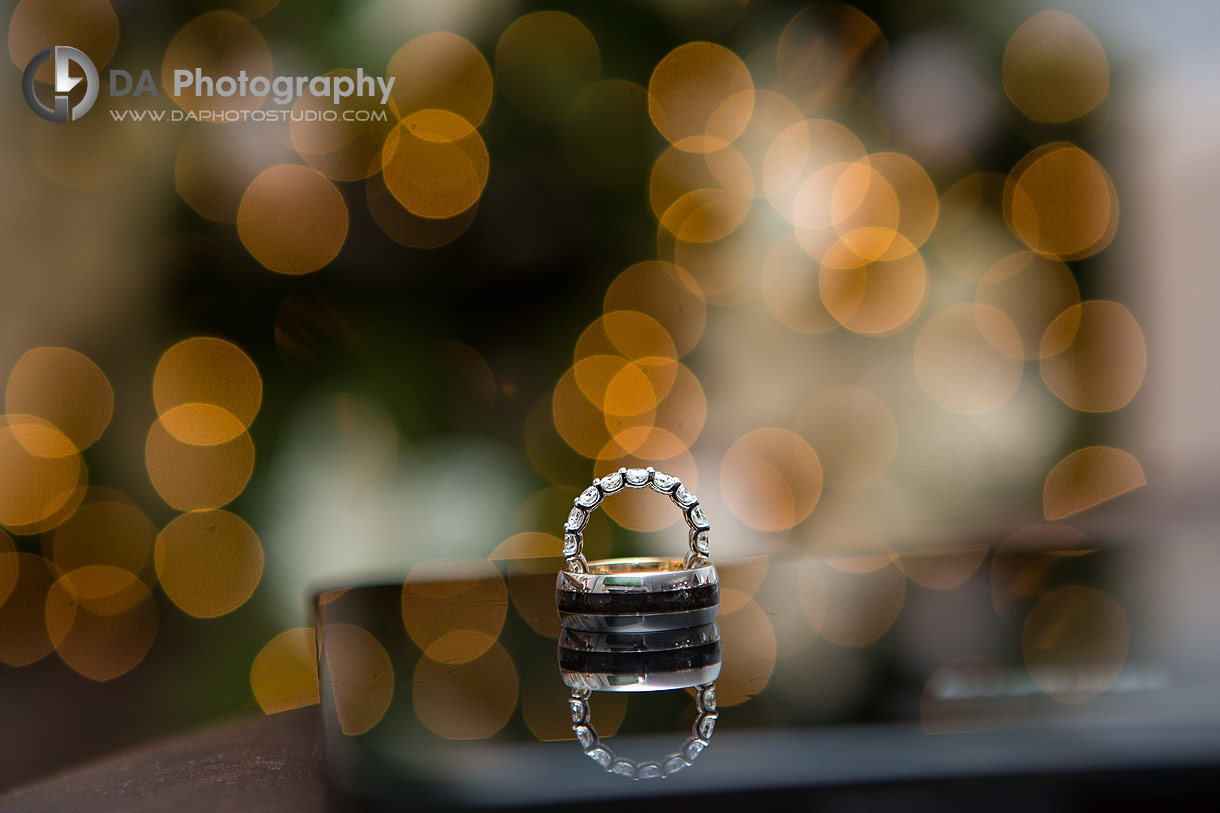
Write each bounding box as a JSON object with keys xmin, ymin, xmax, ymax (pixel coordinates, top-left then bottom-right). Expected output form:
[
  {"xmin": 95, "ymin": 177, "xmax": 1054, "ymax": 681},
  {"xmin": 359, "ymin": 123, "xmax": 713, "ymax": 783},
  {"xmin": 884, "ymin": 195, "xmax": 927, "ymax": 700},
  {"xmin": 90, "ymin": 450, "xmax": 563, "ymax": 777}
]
[{"xmin": 556, "ymin": 468, "xmax": 717, "ymax": 632}]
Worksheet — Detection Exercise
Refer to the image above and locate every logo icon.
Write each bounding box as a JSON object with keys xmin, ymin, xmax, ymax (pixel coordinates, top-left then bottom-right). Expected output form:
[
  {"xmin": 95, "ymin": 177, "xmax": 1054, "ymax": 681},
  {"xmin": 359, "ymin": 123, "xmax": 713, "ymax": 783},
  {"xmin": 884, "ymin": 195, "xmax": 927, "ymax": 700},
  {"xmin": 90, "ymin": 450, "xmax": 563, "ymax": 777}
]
[{"xmin": 22, "ymin": 46, "xmax": 99, "ymax": 122}]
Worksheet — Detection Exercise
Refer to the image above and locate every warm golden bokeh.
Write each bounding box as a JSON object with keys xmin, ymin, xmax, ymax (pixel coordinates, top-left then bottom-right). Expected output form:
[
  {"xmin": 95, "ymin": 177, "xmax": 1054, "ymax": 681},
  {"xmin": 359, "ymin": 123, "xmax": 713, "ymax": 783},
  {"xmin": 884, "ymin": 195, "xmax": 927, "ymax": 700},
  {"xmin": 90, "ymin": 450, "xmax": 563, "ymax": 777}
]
[
  {"xmin": 155, "ymin": 510, "xmax": 263, "ymax": 618},
  {"xmin": 382, "ymin": 110, "xmax": 488, "ymax": 219},
  {"xmin": 914, "ymin": 304, "xmax": 1023, "ymax": 414},
  {"xmin": 760, "ymin": 234, "xmax": 839, "ymax": 333},
  {"xmin": 323, "ymin": 623, "xmax": 394, "ymax": 736},
  {"xmin": 1040, "ymin": 301, "xmax": 1147, "ymax": 412},
  {"xmin": 721, "ymin": 428, "xmax": 822, "ymax": 532},
  {"xmin": 976, "ymin": 251, "xmax": 1081, "ymax": 360},
  {"xmin": 649, "ymin": 42, "xmax": 754, "ymax": 153},
  {"xmin": 604, "ymin": 261, "xmax": 707, "ymax": 357},
  {"xmin": 162, "ymin": 11, "xmax": 272, "ymax": 114},
  {"xmin": 1023, "ymin": 585, "xmax": 1128, "ymax": 704},
  {"xmin": 1003, "ymin": 11, "xmax": 1108, "ymax": 123},
  {"xmin": 0, "ymin": 553, "xmax": 59, "ymax": 667},
  {"xmin": 237, "ymin": 164, "xmax": 349, "ymax": 274},
  {"xmin": 8, "ymin": 0, "xmax": 118, "ymax": 77},
  {"xmin": 366, "ymin": 171, "xmax": 479, "ymax": 249},
  {"xmin": 0, "ymin": 416, "xmax": 83, "ymax": 531},
  {"xmin": 763, "ymin": 119, "xmax": 865, "ymax": 223},
  {"xmin": 45, "ymin": 565, "xmax": 157, "ymax": 682},
  {"xmin": 895, "ymin": 545, "xmax": 989, "ymax": 591},
  {"xmin": 799, "ymin": 557, "xmax": 906, "ymax": 647},
  {"xmin": 145, "ymin": 415, "xmax": 254, "ymax": 510},
  {"xmin": 714, "ymin": 589, "xmax": 777, "ymax": 706},
  {"xmin": 522, "ymin": 658, "xmax": 625, "ymax": 741},
  {"xmin": 413, "ymin": 639, "xmax": 518, "ymax": 740},
  {"xmin": 290, "ymin": 70, "xmax": 399, "ymax": 181},
  {"xmin": 818, "ymin": 235, "xmax": 926, "ymax": 334},
  {"xmin": 795, "ymin": 386, "xmax": 897, "ymax": 490},
  {"xmin": 251, "ymin": 628, "xmax": 320, "ymax": 714},
  {"xmin": 388, "ymin": 32, "xmax": 493, "ymax": 127},
  {"xmin": 175, "ymin": 124, "xmax": 295, "ymax": 223},
  {"xmin": 153, "ymin": 337, "xmax": 262, "ymax": 440},
  {"xmin": 401, "ymin": 558, "xmax": 506, "ymax": 664},
  {"xmin": 990, "ymin": 524, "xmax": 1094, "ymax": 614},
  {"xmin": 495, "ymin": 11, "xmax": 600, "ymax": 121},
  {"xmin": 1043, "ymin": 446, "xmax": 1146, "ymax": 521},
  {"xmin": 5, "ymin": 347, "xmax": 112, "ymax": 452},
  {"xmin": 651, "ymin": 145, "xmax": 753, "ymax": 243},
  {"xmin": 49, "ymin": 497, "xmax": 155, "ymax": 580},
  {"xmin": 1005, "ymin": 143, "xmax": 1118, "ymax": 260},
  {"xmin": 932, "ymin": 173, "xmax": 1025, "ymax": 282}
]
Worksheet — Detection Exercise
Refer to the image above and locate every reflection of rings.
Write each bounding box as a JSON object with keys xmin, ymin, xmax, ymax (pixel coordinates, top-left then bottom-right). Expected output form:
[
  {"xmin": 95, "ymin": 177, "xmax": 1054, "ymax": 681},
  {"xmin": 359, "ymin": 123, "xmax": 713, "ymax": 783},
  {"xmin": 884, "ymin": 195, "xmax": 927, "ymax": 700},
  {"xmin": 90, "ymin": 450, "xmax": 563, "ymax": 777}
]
[
  {"xmin": 570, "ymin": 683, "xmax": 717, "ymax": 780},
  {"xmin": 561, "ymin": 467, "xmax": 710, "ymax": 570},
  {"xmin": 556, "ymin": 558, "xmax": 719, "ymax": 632},
  {"xmin": 559, "ymin": 623, "xmax": 722, "ymax": 692}
]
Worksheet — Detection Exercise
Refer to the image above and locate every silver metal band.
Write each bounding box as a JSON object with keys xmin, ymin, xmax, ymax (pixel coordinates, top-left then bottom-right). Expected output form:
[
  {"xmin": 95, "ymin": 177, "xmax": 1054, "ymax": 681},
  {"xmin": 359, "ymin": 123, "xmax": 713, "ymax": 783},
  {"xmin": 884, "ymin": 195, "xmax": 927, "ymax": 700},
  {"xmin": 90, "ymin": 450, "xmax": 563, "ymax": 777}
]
[
  {"xmin": 557, "ymin": 557, "xmax": 717, "ymax": 594},
  {"xmin": 559, "ymin": 622, "xmax": 721, "ymax": 653},
  {"xmin": 561, "ymin": 467, "xmax": 711, "ymax": 572},
  {"xmin": 569, "ymin": 683, "xmax": 718, "ymax": 779}
]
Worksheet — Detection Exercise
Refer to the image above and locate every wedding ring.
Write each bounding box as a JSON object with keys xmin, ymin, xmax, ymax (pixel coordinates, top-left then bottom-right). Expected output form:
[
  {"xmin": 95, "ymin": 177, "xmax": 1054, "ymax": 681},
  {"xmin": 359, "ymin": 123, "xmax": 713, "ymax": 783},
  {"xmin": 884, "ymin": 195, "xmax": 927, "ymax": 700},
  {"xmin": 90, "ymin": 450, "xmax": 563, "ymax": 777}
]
[
  {"xmin": 557, "ymin": 468, "xmax": 716, "ymax": 632},
  {"xmin": 559, "ymin": 623, "xmax": 722, "ymax": 692},
  {"xmin": 569, "ymin": 683, "xmax": 718, "ymax": 780}
]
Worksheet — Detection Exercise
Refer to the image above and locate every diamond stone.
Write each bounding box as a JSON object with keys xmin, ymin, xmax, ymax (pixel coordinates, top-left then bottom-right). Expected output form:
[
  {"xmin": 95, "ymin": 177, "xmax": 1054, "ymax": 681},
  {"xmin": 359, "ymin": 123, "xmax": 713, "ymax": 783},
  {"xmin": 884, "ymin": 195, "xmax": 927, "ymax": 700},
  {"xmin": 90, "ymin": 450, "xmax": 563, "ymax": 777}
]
[
  {"xmin": 689, "ymin": 505, "xmax": 709, "ymax": 529},
  {"xmin": 683, "ymin": 739, "xmax": 706, "ymax": 761},
  {"xmin": 569, "ymin": 699, "xmax": 587, "ymax": 724},
  {"xmin": 637, "ymin": 762, "xmax": 662, "ymax": 780},
  {"xmin": 674, "ymin": 484, "xmax": 697, "ymax": 506},
  {"xmin": 651, "ymin": 471, "xmax": 677, "ymax": 492},
  {"xmin": 696, "ymin": 714, "xmax": 717, "ymax": 739},
  {"xmin": 563, "ymin": 533, "xmax": 581, "ymax": 556},
  {"xmin": 587, "ymin": 747, "xmax": 612, "ymax": 768},
  {"xmin": 598, "ymin": 471, "xmax": 623, "ymax": 493},
  {"xmin": 701, "ymin": 686, "xmax": 717, "ymax": 712},
  {"xmin": 693, "ymin": 529, "xmax": 710, "ymax": 554},
  {"xmin": 663, "ymin": 756, "xmax": 689, "ymax": 775},
  {"xmin": 574, "ymin": 725, "xmax": 595, "ymax": 749},
  {"xmin": 576, "ymin": 486, "xmax": 600, "ymax": 508},
  {"xmin": 611, "ymin": 760, "xmax": 635, "ymax": 777},
  {"xmin": 624, "ymin": 468, "xmax": 649, "ymax": 487},
  {"xmin": 566, "ymin": 507, "xmax": 585, "ymax": 531}
]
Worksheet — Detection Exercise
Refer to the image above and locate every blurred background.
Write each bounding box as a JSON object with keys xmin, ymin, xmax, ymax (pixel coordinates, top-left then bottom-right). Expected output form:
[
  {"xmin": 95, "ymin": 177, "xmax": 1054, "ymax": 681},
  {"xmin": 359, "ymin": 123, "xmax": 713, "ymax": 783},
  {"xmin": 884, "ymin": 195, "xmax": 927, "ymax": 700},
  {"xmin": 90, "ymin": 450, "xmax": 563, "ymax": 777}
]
[{"xmin": 2, "ymin": 0, "xmax": 1219, "ymax": 795}]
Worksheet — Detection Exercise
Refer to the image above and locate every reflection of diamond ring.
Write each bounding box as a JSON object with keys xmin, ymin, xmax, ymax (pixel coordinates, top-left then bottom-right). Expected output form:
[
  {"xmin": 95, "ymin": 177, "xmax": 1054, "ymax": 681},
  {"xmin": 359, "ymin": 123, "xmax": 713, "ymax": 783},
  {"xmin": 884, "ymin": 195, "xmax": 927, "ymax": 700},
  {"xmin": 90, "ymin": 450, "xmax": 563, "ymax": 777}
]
[
  {"xmin": 557, "ymin": 468, "xmax": 716, "ymax": 632},
  {"xmin": 570, "ymin": 683, "xmax": 718, "ymax": 780}
]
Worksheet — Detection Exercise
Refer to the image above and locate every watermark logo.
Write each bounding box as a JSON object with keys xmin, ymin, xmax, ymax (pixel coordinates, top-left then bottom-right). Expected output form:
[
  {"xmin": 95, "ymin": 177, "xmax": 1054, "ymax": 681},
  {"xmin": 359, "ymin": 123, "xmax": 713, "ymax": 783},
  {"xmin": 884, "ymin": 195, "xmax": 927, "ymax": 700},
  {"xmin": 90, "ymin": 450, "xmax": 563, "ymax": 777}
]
[{"xmin": 23, "ymin": 46, "xmax": 99, "ymax": 122}]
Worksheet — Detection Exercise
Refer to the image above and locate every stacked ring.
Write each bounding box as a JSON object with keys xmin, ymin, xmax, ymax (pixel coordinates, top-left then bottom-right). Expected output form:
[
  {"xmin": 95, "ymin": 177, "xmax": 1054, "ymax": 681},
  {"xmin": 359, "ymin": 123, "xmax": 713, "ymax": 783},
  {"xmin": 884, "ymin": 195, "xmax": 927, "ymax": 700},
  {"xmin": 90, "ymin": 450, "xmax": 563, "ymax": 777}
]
[{"xmin": 556, "ymin": 468, "xmax": 717, "ymax": 632}]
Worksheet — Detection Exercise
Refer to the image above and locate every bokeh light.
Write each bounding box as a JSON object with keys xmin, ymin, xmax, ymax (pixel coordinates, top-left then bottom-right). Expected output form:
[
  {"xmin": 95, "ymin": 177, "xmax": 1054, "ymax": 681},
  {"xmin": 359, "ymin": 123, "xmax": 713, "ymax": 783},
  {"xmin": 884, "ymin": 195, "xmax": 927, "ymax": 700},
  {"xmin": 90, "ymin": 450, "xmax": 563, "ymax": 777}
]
[
  {"xmin": 153, "ymin": 337, "xmax": 262, "ymax": 442},
  {"xmin": 1043, "ymin": 446, "xmax": 1146, "ymax": 521},
  {"xmin": 155, "ymin": 510, "xmax": 263, "ymax": 618},
  {"xmin": 45, "ymin": 565, "xmax": 157, "ymax": 681},
  {"xmin": 914, "ymin": 304, "xmax": 1023, "ymax": 414},
  {"xmin": 8, "ymin": 0, "xmax": 118, "ymax": 77},
  {"xmin": 0, "ymin": 553, "xmax": 59, "ymax": 666},
  {"xmin": 162, "ymin": 11, "xmax": 272, "ymax": 114},
  {"xmin": 381, "ymin": 110, "xmax": 489, "ymax": 219},
  {"xmin": 1023, "ymin": 586, "xmax": 1128, "ymax": 704},
  {"xmin": 323, "ymin": 623, "xmax": 394, "ymax": 736},
  {"xmin": 175, "ymin": 123, "xmax": 295, "ymax": 223},
  {"xmin": 6, "ymin": 347, "xmax": 112, "ymax": 452},
  {"xmin": 495, "ymin": 11, "xmax": 599, "ymax": 121},
  {"xmin": 799, "ymin": 557, "xmax": 906, "ymax": 647},
  {"xmin": 413, "ymin": 639, "xmax": 518, "ymax": 740},
  {"xmin": 237, "ymin": 164, "xmax": 349, "ymax": 274},
  {"xmin": 795, "ymin": 386, "xmax": 897, "ymax": 489},
  {"xmin": 649, "ymin": 41, "xmax": 754, "ymax": 153},
  {"xmin": 1003, "ymin": 10, "xmax": 1108, "ymax": 123},
  {"xmin": 251, "ymin": 628, "xmax": 320, "ymax": 714},
  {"xmin": 1040, "ymin": 301, "xmax": 1147, "ymax": 412},
  {"xmin": 604, "ymin": 261, "xmax": 707, "ymax": 357},
  {"xmin": 388, "ymin": 32, "xmax": 493, "ymax": 127},
  {"xmin": 776, "ymin": 3, "xmax": 887, "ymax": 113},
  {"xmin": 401, "ymin": 558, "xmax": 506, "ymax": 664},
  {"xmin": 721, "ymin": 428, "xmax": 822, "ymax": 532},
  {"xmin": 48, "ymin": 495, "xmax": 155, "ymax": 580},
  {"xmin": 290, "ymin": 70, "xmax": 399, "ymax": 182},
  {"xmin": 0, "ymin": 415, "xmax": 83, "ymax": 531},
  {"xmin": 1004, "ymin": 143, "xmax": 1118, "ymax": 260},
  {"xmin": 145, "ymin": 413, "xmax": 254, "ymax": 511},
  {"xmin": 714, "ymin": 588, "xmax": 776, "ymax": 706},
  {"xmin": 976, "ymin": 251, "xmax": 1081, "ymax": 360},
  {"xmin": 818, "ymin": 234, "xmax": 927, "ymax": 334}
]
